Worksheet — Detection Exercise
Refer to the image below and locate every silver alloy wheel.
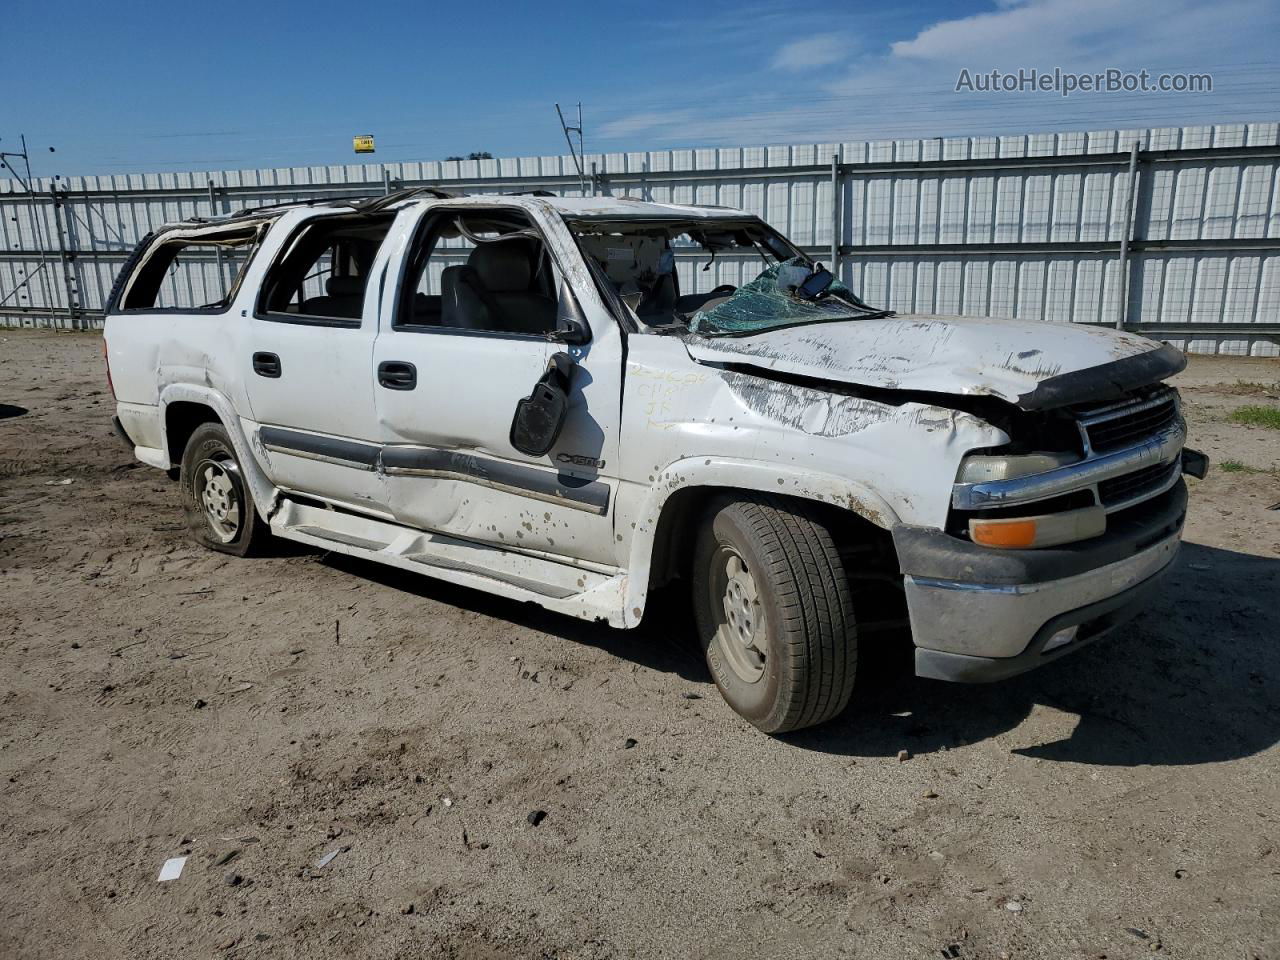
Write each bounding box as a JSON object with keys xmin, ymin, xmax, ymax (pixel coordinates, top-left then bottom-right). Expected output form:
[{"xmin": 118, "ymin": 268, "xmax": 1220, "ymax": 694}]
[
  {"xmin": 711, "ymin": 545, "xmax": 767, "ymax": 683},
  {"xmin": 196, "ymin": 456, "xmax": 242, "ymax": 544}
]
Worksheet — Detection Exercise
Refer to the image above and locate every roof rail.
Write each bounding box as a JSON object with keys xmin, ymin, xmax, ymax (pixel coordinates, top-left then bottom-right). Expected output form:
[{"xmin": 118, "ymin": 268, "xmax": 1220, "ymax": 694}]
[
  {"xmin": 615, "ymin": 195, "xmax": 736, "ymax": 210},
  {"xmin": 226, "ymin": 195, "xmax": 353, "ymax": 219},
  {"xmin": 346, "ymin": 185, "xmax": 457, "ymax": 211},
  {"xmin": 221, "ymin": 185, "xmax": 458, "ymax": 221}
]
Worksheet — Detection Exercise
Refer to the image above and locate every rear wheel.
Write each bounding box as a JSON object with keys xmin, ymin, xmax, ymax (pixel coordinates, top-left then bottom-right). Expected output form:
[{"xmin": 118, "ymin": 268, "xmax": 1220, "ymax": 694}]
[
  {"xmin": 692, "ymin": 495, "xmax": 858, "ymax": 733},
  {"xmin": 180, "ymin": 422, "xmax": 265, "ymax": 557}
]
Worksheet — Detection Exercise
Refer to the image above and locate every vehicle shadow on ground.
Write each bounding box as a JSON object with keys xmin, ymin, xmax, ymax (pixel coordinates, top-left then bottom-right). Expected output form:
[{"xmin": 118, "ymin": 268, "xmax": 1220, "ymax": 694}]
[
  {"xmin": 323, "ymin": 540, "xmax": 1279, "ymax": 767},
  {"xmin": 790, "ymin": 541, "xmax": 1280, "ymax": 767},
  {"xmin": 320, "ymin": 552, "xmax": 710, "ymax": 683}
]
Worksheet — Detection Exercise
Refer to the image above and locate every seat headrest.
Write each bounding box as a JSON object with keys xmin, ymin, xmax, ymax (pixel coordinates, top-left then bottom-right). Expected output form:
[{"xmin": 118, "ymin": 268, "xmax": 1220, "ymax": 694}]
[
  {"xmin": 326, "ymin": 275, "xmax": 364, "ymax": 298},
  {"xmin": 468, "ymin": 240, "xmax": 533, "ymax": 293}
]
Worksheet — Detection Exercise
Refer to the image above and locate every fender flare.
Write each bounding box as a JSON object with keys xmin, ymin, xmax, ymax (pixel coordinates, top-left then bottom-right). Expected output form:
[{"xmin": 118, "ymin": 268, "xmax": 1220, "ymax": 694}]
[
  {"xmin": 157, "ymin": 384, "xmax": 279, "ymax": 521},
  {"xmin": 620, "ymin": 457, "xmax": 900, "ymax": 627}
]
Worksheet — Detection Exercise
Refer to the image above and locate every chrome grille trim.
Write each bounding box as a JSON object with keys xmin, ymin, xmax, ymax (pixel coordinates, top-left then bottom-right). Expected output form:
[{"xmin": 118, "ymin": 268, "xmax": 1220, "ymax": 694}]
[
  {"xmin": 952, "ymin": 417, "xmax": 1186, "ymax": 512},
  {"xmin": 1076, "ymin": 387, "xmax": 1175, "ymax": 426},
  {"xmin": 1096, "ymin": 458, "xmax": 1182, "ymax": 512},
  {"xmin": 1076, "ymin": 387, "xmax": 1179, "ymax": 455}
]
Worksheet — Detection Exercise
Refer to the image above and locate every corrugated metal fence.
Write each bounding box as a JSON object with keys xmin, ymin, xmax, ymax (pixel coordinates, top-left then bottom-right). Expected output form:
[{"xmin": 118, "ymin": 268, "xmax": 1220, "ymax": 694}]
[{"xmin": 2, "ymin": 121, "xmax": 1278, "ymax": 356}]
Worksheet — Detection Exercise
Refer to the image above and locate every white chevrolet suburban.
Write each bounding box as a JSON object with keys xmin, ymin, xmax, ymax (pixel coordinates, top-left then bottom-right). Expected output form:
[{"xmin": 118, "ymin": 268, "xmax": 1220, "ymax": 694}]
[{"xmin": 103, "ymin": 189, "xmax": 1206, "ymax": 733}]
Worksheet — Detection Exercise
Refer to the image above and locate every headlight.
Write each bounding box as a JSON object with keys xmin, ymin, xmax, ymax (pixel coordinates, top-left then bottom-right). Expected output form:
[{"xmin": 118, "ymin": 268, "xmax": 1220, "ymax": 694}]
[{"xmin": 956, "ymin": 451, "xmax": 1080, "ymax": 484}]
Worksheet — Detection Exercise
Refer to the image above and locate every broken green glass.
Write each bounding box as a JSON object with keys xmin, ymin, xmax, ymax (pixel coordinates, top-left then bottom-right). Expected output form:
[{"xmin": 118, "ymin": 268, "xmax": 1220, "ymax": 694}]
[{"xmin": 689, "ymin": 259, "xmax": 869, "ymax": 336}]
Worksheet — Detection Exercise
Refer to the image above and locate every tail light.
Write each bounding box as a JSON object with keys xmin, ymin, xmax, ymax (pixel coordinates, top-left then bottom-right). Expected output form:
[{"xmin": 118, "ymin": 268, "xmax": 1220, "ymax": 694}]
[{"xmin": 102, "ymin": 337, "xmax": 116, "ymax": 400}]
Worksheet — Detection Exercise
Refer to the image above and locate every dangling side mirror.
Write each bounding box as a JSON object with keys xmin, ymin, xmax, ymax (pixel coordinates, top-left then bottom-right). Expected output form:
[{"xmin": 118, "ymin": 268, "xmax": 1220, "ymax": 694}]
[
  {"xmin": 548, "ymin": 279, "xmax": 590, "ymax": 345},
  {"xmin": 795, "ymin": 264, "xmax": 835, "ymax": 300},
  {"xmin": 510, "ymin": 353, "xmax": 574, "ymax": 457}
]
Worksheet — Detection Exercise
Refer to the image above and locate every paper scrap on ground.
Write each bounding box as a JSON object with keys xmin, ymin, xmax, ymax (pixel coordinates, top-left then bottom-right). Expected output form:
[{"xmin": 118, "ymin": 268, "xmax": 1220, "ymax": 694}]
[
  {"xmin": 315, "ymin": 848, "xmax": 344, "ymax": 869},
  {"xmin": 157, "ymin": 856, "xmax": 188, "ymax": 882}
]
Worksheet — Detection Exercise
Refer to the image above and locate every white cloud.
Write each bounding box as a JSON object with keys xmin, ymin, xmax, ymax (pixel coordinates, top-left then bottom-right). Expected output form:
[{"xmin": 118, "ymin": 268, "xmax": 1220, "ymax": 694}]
[
  {"xmin": 887, "ymin": 0, "xmax": 1271, "ymax": 68},
  {"xmin": 771, "ymin": 35, "xmax": 848, "ymax": 71},
  {"xmin": 591, "ymin": 0, "xmax": 1280, "ymax": 150},
  {"xmin": 892, "ymin": 0, "xmax": 1163, "ymax": 64},
  {"xmin": 597, "ymin": 111, "xmax": 697, "ymax": 140}
]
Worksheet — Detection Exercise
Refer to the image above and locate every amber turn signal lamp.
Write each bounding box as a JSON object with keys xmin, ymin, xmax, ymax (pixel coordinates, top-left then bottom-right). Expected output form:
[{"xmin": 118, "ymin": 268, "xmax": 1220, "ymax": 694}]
[
  {"xmin": 970, "ymin": 518, "xmax": 1038, "ymax": 548},
  {"xmin": 968, "ymin": 505, "xmax": 1106, "ymax": 549}
]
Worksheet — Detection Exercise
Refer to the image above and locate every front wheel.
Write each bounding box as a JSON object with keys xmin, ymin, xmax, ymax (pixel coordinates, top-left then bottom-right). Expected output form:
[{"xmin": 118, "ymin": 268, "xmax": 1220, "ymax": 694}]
[
  {"xmin": 692, "ymin": 495, "xmax": 858, "ymax": 733},
  {"xmin": 180, "ymin": 422, "xmax": 266, "ymax": 557}
]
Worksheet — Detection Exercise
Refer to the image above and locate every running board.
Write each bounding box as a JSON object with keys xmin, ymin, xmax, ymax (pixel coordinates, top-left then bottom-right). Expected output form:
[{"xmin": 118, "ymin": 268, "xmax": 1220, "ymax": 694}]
[{"xmin": 269, "ymin": 499, "xmax": 628, "ymax": 625}]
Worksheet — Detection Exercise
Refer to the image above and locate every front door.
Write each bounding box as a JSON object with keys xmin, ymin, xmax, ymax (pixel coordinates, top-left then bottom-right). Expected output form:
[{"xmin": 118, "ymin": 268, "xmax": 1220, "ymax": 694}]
[
  {"xmin": 371, "ymin": 203, "xmax": 623, "ymax": 566},
  {"xmin": 241, "ymin": 209, "xmax": 397, "ymax": 514}
]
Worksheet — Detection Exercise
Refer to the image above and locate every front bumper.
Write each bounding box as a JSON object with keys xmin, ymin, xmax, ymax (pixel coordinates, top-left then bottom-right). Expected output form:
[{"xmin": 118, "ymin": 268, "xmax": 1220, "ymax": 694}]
[{"xmin": 893, "ymin": 481, "xmax": 1186, "ymax": 683}]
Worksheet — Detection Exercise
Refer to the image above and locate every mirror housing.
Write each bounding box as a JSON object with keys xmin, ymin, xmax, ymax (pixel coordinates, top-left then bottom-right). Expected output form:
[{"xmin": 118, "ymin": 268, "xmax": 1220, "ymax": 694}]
[
  {"xmin": 795, "ymin": 264, "xmax": 834, "ymax": 300},
  {"xmin": 510, "ymin": 353, "xmax": 574, "ymax": 457},
  {"xmin": 549, "ymin": 279, "xmax": 590, "ymax": 344},
  {"xmin": 549, "ymin": 315, "xmax": 590, "ymax": 345}
]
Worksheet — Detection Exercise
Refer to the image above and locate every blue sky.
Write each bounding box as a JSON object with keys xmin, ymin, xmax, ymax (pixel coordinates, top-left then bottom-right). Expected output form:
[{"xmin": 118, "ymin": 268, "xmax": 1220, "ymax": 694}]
[{"xmin": 4, "ymin": 0, "xmax": 1279, "ymax": 176}]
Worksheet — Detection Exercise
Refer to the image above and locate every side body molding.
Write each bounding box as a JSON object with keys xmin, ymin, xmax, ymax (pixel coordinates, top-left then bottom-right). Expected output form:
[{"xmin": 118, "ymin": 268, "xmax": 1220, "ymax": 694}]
[{"xmin": 256, "ymin": 426, "xmax": 611, "ymax": 515}]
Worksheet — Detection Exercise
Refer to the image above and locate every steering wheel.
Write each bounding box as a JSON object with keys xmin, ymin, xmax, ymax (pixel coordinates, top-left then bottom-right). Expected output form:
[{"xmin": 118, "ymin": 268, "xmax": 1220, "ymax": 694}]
[{"xmin": 708, "ymin": 284, "xmax": 737, "ymax": 297}]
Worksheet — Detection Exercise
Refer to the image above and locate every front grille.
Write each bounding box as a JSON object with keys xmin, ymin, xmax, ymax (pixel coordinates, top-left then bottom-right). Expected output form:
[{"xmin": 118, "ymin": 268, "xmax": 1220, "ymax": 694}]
[
  {"xmin": 1077, "ymin": 387, "xmax": 1179, "ymax": 454},
  {"xmin": 1097, "ymin": 459, "xmax": 1179, "ymax": 509}
]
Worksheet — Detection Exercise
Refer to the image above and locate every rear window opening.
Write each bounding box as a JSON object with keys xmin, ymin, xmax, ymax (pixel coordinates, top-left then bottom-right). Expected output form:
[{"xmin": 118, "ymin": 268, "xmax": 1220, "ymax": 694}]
[
  {"xmin": 257, "ymin": 213, "xmax": 395, "ymax": 326},
  {"xmin": 118, "ymin": 225, "xmax": 262, "ymax": 312}
]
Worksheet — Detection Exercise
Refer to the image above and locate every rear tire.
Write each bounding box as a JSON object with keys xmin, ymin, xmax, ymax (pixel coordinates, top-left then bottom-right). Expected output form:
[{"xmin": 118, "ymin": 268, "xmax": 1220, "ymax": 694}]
[
  {"xmin": 180, "ymin": 422, "xmax": 265, "ymax": 557},
  {"xmin": 692, "ymin": 495, "xmax": 857, "ymax": 733}
]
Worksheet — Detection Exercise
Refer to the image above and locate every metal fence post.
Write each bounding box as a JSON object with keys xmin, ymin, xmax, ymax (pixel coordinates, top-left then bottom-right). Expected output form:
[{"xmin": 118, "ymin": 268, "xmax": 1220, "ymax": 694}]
[
  {"xmin": 207, "ymin": 180, "xmax": 225, "ymax": 289},
  {"xmin": 49, "ymin": 188, "xmax": 80, "ymax": 330},
  {"xmin": 1115, "ymin": 140, "xmax": 1141, "ymax": 330},
  {"xmin": 25, "ymin": 187, "xmax": 55, "ymax": 313},
  {"xmin": 830, "ymin": 151, "xmax": 840, "ymax": 275}
]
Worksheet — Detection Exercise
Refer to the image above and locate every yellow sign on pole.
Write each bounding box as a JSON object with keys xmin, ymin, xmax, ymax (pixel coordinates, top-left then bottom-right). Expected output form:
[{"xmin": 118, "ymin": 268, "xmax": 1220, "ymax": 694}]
[{"xmin": 353, "ymin": 135, "xmax": 376, "ymax": 154}]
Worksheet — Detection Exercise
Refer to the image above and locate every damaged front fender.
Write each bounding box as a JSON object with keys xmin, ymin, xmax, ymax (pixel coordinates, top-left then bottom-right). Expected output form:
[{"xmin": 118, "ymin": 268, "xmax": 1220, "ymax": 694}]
[{"xmin": 619, "ymin": 456, "xmax": 905, "ymax": 628}]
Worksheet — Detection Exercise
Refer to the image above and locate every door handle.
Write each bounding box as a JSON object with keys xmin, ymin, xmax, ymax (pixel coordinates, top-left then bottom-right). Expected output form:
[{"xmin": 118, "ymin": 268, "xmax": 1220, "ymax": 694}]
[
  {"xmin": 378, "ymin": 360, "xmax": 417, "ymax": 391},
  {"xmin": 252, "ymin": 352, "xmax": 281, "ymax": 378}
]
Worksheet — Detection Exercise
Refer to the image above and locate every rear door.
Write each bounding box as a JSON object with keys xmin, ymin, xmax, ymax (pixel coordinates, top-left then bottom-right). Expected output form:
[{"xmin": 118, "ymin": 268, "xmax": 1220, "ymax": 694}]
[
  {"xmin": 240, "ymin": 210, "xmax": 398, "ymax": 514},
  {"xmin": 371, "ymin": 202, "xmax": 623, "ymax": 566}
]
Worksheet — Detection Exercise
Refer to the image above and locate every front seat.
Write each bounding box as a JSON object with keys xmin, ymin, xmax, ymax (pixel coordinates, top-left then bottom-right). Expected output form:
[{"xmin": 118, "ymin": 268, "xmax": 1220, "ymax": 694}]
[{"xmin": 441, "ymin": 240, "xmax": 555, "ymax": 334}]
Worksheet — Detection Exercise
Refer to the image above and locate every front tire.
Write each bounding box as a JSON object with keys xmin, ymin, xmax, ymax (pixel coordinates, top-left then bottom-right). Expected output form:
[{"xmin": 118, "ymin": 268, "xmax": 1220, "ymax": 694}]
[
  {"xmin": 692, "ymin": 495, "xmax": 857, "ymax": 733},
  {"xmin": 180, "ymin": 422, "xmax": 265, "ymax": 557}
]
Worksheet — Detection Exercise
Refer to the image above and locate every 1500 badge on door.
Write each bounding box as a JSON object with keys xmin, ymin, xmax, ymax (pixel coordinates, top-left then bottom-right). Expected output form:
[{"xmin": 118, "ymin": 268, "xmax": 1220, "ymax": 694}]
[{"xmin": 557, "ymin": 453, "xmax": 606, "ymax": 469}]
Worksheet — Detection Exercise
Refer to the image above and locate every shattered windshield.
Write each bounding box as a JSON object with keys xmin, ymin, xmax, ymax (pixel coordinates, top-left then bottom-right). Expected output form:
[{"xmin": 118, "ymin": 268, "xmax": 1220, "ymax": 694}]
[
  {"xmin": 688, "ymin": 258, "xmax": 882, "ymax": 337},
  {"xmin": 565, "ymin": 215, "xmax": 888, "ymax": 337}
]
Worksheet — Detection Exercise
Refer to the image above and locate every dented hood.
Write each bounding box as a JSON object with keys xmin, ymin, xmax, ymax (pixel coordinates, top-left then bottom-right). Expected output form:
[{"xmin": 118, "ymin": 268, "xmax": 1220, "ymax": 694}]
[{"xmin": 683, "ymin": 314, "xmax": 1185, "ymax": 410}]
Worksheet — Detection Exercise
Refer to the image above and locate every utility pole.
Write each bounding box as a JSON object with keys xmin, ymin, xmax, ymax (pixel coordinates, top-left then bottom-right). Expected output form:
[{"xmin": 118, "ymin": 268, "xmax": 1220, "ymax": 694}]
[
  {"xmin": 0, "ymin": 135, "xmax": 56, "ymax": 318},
  {"xmin": 555, "ymin": 102, "xmax": 588, "ymax": 196}
]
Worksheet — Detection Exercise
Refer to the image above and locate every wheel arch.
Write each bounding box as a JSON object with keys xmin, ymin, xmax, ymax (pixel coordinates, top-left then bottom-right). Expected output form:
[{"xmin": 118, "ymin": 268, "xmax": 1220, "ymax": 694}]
[
  {"xmin": 164, "ymin": 401, "xmax": 222, "ymax": 471},
  {"xmin": 157, "ymin": 384, "xmax": 278, "ymax": 520},
  {"xmin": 622, "ymin": 458, "xmax": 901, "ymax": 628}
]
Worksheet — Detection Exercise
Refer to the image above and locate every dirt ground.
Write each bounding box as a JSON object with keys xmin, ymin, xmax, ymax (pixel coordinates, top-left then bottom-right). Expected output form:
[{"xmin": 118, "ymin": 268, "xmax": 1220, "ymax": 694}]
[{"xmin": 1, "ymin": 329, "xmax": 1278, "ymax": 960}]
